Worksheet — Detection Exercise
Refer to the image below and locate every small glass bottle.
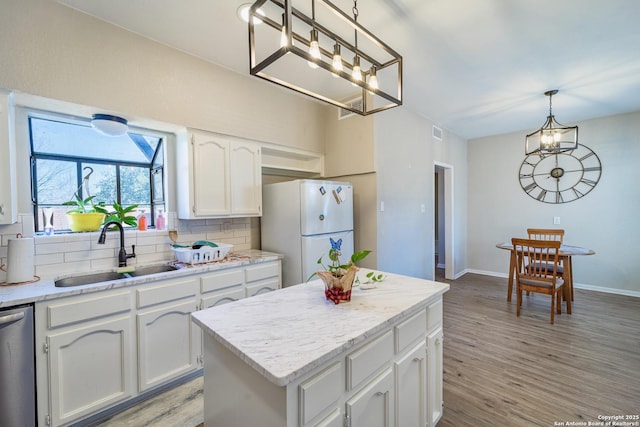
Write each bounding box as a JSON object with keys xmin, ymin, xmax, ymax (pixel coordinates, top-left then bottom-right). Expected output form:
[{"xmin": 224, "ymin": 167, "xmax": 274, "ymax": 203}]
[
  {"xmin": 156, "ymin": 210, "xmax": 165, "ymax": 231},
  {"xmin": 137, "ymin": 210, "xmax": 147, "ymax": 231}
]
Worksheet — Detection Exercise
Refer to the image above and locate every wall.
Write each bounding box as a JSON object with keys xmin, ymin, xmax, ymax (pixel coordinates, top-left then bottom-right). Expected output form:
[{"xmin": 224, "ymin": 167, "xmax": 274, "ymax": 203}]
[
  {"xmin": 324, "ymin": 111, "xmax": 375, "ymax": 176},
  {"xmin": 467, "ymin": 111, "xmax": 640, "ymax": 295},
  {"xmin": 0, "ymin": 0, "xmax": 325, "ymax": 152},
  {"xmin": 374, "ymin": 108, "xmax": 468, "ymax": 280}
]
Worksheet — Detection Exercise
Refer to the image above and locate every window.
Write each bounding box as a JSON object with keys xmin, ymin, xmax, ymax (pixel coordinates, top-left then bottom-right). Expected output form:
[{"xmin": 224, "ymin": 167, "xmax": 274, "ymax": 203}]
[{"xmin": 29, "ymin": 113, "xmax": 166, "ymax": 232}]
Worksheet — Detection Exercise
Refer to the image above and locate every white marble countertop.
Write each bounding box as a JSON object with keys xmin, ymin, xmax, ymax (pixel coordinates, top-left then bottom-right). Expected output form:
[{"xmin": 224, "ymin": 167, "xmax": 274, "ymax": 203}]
[
  {"xmin": 0, "ymin": 249, "xmax": 282, "ymax": 308},
  {"xmin": 191, "ymin": 269, "xmax": 449, "ymax": 387}
]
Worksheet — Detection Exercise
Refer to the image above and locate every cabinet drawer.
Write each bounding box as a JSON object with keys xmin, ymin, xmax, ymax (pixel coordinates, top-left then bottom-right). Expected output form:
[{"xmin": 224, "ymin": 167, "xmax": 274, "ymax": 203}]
[
  {"xmin": 346, "ymin": 330, "xmax": 393, "ymax": 391},
  {"xmin": 395, "ymin": 309, "xmax": 427, "ymax": 354},
  {"xmin": 299, "ymin": 362, "xmax": 342, "ymax": 425},
  {"xmin": 47, "ymin": 291, "xmax": 131, "ymax": 329},
  {"xmin": 200, "ymin": 269, "xmax": 244, "ymax": 293},
  {"xmin": 245, "ymin": 262, "xmax": 279, "ymax": 283},
  {"xmin": 202, "ymin": 286, "xmax": 245, "ymax": 309},
  {"xmin": 427, "ymin": 299, "xmax": 443, "ymax": 332},
  {"xmin": 136, "ymin": 277, "xmax": 198, "ymax": 309}
]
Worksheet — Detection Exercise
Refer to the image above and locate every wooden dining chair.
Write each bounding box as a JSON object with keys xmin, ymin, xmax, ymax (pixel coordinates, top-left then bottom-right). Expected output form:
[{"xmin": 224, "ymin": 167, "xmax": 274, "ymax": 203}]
[
  {"xmin": 527, "ymin": 228, "xmax": 564, "ymax": 243},
  {"xmin": 526, "ymin": 228, "xmax": 570, "ymax": 300},
  {"xmin": 512, "ymin": 238, "xmax": 570, "ymax": 324}
]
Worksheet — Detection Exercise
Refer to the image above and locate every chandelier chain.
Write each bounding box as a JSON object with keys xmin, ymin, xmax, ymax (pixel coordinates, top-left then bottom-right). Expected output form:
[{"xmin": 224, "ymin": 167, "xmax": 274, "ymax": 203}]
[{"xmin": 353, "ymin": 0, "xmax": 359, "ymax": 21}]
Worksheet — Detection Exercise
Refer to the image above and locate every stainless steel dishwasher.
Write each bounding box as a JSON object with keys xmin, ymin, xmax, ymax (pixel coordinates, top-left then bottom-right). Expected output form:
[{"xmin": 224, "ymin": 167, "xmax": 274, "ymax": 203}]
[{"xmin": 0, "ymin": 304, "xmax": 35, "ymax": 427}]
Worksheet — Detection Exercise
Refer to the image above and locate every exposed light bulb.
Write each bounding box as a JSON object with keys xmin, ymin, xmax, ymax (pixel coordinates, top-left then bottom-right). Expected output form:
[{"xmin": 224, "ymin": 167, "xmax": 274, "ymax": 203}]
[
  {"xmin": 368, "ymin": 66, "xmax": 379, "ymax": 92},
  {"xmin": 308, "ymin": 29, "xmax": 320, "ymax": 69},
  {"xmin": 279, "ymin": 14, "xmax": 289, "ymax": 48},
  {"xmin": 351, "ymin": 56, "xmax": 362, "ymax": 86},
  {"xmin": 331, "ymin": 43, "xmax": 343, "ymax": 78}
]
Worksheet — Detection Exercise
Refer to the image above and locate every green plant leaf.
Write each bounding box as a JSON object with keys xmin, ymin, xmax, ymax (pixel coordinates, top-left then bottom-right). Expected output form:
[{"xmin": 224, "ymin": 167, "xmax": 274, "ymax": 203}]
[{"xmin": 351, "ymin": 250, "xmax": 371, "ymax": 264}]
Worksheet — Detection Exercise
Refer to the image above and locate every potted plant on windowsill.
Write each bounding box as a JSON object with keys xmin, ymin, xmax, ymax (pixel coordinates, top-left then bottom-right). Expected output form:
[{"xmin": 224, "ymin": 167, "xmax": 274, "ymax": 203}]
[
  {"xmin": 63, "ymin": 195, "xmax": 108, "ymax": 232},
  {"xmin": 103, "ymin": 202, "xmax": 139, "ymax": 228},
  {"xmin": 308, "ymin": 238, "xmax": 373, "ymax": 304},
  {"xmin": 62, "ymin": 167, "xmax": 108, "ymax": 232}
]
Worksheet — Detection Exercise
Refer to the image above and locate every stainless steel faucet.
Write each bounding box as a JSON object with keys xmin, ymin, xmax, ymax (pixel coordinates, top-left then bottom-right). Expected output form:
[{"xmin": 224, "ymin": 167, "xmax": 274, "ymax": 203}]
[{"xmin": 98, "ymin": 221, "xmax": 136, "ymax": 267}]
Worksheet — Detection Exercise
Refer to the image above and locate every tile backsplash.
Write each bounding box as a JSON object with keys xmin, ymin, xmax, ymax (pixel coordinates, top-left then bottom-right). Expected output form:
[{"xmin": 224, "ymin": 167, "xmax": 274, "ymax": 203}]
[{"xmin": 0, "ymin": 212, "xmax": 260, "ymax": 282}]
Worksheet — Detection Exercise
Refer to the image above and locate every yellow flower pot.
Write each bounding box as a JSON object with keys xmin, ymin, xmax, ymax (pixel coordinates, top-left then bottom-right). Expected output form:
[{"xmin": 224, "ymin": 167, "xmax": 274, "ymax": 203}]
[{"xmin": 66, "ymin": 212, "xmax": 105, "ymax": 232}]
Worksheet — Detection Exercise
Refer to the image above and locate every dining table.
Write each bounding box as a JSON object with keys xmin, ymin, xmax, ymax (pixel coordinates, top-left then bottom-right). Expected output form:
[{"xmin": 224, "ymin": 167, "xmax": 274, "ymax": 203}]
[{"xmin": 496, "ymin": 242, "xmax": 595, "ymax": 303}]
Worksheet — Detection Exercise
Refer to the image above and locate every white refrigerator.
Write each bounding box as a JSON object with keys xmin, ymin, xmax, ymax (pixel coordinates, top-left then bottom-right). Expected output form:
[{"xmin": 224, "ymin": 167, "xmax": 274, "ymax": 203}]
[{"xmin": 261, "ymin": 179, "xmax": 354, "ymax": 287}]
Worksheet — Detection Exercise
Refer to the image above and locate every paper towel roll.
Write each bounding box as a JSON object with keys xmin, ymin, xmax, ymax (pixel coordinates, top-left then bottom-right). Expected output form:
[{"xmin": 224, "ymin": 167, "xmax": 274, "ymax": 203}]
[{"xmin": 6, "ymin": 236, "xmax": 34, "ymax": 284}]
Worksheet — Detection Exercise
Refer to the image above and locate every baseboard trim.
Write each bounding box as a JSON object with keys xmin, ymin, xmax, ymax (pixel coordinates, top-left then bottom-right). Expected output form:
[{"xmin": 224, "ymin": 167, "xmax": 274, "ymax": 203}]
[{"xmin": 462, "ymin": 269, "xmax": 640, "ymax": 298}]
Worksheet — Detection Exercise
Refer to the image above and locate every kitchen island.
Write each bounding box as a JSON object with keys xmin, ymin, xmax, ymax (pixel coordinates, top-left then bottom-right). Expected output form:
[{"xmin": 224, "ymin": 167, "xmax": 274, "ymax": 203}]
[{"xmin": 191, "ymin": 270, "xmax": 449, "ymax": 427}]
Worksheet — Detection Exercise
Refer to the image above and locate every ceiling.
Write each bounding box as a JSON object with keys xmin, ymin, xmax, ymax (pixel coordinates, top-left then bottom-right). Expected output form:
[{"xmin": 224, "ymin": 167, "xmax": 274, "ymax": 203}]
[{"xmin": 56, "ymin": 0, "xmax": 640, "ymax": 139}]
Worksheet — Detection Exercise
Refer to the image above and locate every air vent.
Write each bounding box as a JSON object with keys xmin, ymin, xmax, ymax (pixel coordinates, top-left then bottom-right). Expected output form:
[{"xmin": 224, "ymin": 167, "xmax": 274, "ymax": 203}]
[
  {"xmin": 338, "ymin": 97, "xmax": 363, "ymax": 120},
  {"xmin": 432, "ymin": 125, "xmax": 443, "ymax": 141}
]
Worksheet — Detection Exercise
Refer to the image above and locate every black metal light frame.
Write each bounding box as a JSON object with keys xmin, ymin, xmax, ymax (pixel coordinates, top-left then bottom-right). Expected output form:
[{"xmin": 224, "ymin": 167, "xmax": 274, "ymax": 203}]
[
  {"xmin": 525, "ymin": 90, "xmax": 578, "ymax": 155},
  {"xmin": 248, "ymin": 0, "xmax": 403, "ymax": 116}
]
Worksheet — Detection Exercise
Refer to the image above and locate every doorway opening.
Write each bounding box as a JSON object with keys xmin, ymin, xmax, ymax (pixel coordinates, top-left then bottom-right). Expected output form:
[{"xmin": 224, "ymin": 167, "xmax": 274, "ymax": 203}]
[{"xmin": 434, "ymin": 162, "xmax": 454, "ymax": 280}]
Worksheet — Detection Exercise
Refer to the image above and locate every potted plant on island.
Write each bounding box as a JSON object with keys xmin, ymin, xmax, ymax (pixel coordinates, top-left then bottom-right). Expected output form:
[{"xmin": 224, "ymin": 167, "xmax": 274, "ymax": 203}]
[
  {"xmin": 63, "ymin": 167, "xmax": 108, "ymax": 232},
  {"xmin": 309, "ymin": 237, "xmax": 380, "ymax": 304}
]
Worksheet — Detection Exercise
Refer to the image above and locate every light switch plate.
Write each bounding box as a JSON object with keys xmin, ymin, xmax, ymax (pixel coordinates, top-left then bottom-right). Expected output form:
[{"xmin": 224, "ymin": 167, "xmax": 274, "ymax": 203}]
[{"xmin": 553, "ymin": 216, "xmax": 561, "ymax": 225}]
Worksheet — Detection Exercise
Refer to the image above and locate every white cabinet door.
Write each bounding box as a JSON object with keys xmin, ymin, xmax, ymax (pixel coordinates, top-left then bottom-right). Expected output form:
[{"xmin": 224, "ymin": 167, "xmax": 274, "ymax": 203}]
[
  {"xmin": 0, "ymin": 91, "xmax": 16, "ymax": 224},
  {"xmin": 395, "ymin": 341, "xmax": 427, "ymax": 427},
  {"xmin": 47, "ymin": 316, "xmax": 134, "ymax": 426},
  {"xmin": 345, "ymin": 367, "xmax": 394, "ymax": 427},
  {"xmin": 245, "ymin": 278, "xmax": 280, "ymax": 297},
  {"xmin": 427, "ymin": 328, "xmax": 444, "ymax": 427},
  {"xmin": 178, "ymin": 130, "xmax": 263, "ymax": 219},
  {"xmin": 137, "ymin": 299, "xmax": 199, "ymax": 391},
  {"xmin": 230, "ymin": 141, "xmax": 261, "ymax": 216},
  {"xmin": 315, "ymin": 409, "xmax": 343, "ymax": 427},
  {"xmin": 191, "ymin": 130, "xmax": 231, "ymax": 216},
  {"xmin": 202, "ymin": 286, "xmax": 245, "ymax": 308}
]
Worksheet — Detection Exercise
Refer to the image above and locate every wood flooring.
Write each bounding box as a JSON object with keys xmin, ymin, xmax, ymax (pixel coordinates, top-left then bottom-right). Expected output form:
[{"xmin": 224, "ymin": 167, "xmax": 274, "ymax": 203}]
[
  {"xmin": 438, "ymin": 273, "xmax": 640, "ymax": 427},
  {"xmin": 93, "ymin": 272, "xmax": 640, "ymax": 427}
]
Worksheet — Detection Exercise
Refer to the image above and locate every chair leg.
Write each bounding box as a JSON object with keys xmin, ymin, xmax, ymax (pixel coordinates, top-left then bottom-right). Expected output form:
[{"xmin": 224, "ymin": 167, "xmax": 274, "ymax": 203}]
[
  {"xmin": 550, "ymin": 293, "xmax": 555, "ymax": 324},
  {"xmin": 556, "ymin": 288, "xmax": 562, "ymax": 314},
  {"xmin": 516, "ymin": 287, "xmax": 522, "ymax": 317},
  {"xmin": 565, "ymin": 288, "xmax": 572, "ymax": 315}
]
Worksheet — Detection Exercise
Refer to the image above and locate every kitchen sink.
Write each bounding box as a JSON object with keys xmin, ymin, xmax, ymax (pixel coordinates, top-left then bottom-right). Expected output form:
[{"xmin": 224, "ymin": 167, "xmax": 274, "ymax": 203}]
[
  {"xmin": 54, "ymin": 271, "xmax": 128, "ymax": 287},
  {"xmin": 54, "ymin": 265, "xmax": 178, "ymax": 287},
  {"xmin": 126, "ymin": 265, "xmax": 178, "ymax": 277}
]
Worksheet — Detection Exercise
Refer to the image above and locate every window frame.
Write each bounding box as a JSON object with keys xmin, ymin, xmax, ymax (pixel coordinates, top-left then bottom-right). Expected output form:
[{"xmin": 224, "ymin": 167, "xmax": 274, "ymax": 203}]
[{"xmin": 28, "ymin": 110, "xmax": 167, "ymax": 232}]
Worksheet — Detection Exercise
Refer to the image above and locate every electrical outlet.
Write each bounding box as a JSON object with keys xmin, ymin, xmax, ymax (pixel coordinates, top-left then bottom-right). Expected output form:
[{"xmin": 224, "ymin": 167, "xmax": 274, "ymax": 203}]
[
  {"xmin": 553, "ymin": 216, "xmax": 561, "ymax": 225},
  {"xmin": 380, "ymin": 201, "xmax": 385, "ymax": 212}
]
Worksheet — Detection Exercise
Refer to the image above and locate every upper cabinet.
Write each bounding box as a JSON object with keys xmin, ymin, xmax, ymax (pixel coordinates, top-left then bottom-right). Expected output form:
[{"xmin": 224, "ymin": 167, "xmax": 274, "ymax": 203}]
[
  {"xmin": 177, "ymin": 130, "xmax": 262, "ymax": 219},
  {"xmin": 0, "ymin": 90, "xmax": 17, "ymax": 224}
]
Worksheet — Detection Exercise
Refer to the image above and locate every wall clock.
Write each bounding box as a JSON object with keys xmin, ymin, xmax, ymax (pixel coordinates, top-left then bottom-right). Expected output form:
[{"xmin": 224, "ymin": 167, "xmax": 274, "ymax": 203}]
[{"xmin": 519, "ymin": 144, "xmax": 602, "ymax": 204}]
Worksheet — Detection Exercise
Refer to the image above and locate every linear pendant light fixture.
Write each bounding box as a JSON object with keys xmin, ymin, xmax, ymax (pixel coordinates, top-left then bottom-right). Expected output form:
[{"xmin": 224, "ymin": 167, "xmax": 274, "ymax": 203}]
[
  {"xmin": 525, "ymin": 90, "xmax": 578, "ymax": 154},
  {"xmin": 247, "ymin": 0, "xmax": 403, "ymax": 116}
]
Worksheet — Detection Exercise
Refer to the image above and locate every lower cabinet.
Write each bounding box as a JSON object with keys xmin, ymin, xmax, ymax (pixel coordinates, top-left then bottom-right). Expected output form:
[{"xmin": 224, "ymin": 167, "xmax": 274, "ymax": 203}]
[
  {"xmin": 345, "ymin": 367, "xmax": 394, "ymax": 427},
  {"xmin": 427, "ymin": 328, "xmax": 444, "ymax": 427},
  {"xmin": 35, "ymin": 291, "xmax": 135, "ymax": 427},
  {"xmin": 35, "ymin": 260, "xmax": 281, "ymax": 426},
  {"xmin": 293, "ymin": 297, "xmax": 443, "ymax": 427},
  {"xmin": 395, "ymin": 342, "xmax": 427, "ymax": 427},
  {"xmin": 137, "ymin": 300, "xmax": 200, "ymax": 391}
]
